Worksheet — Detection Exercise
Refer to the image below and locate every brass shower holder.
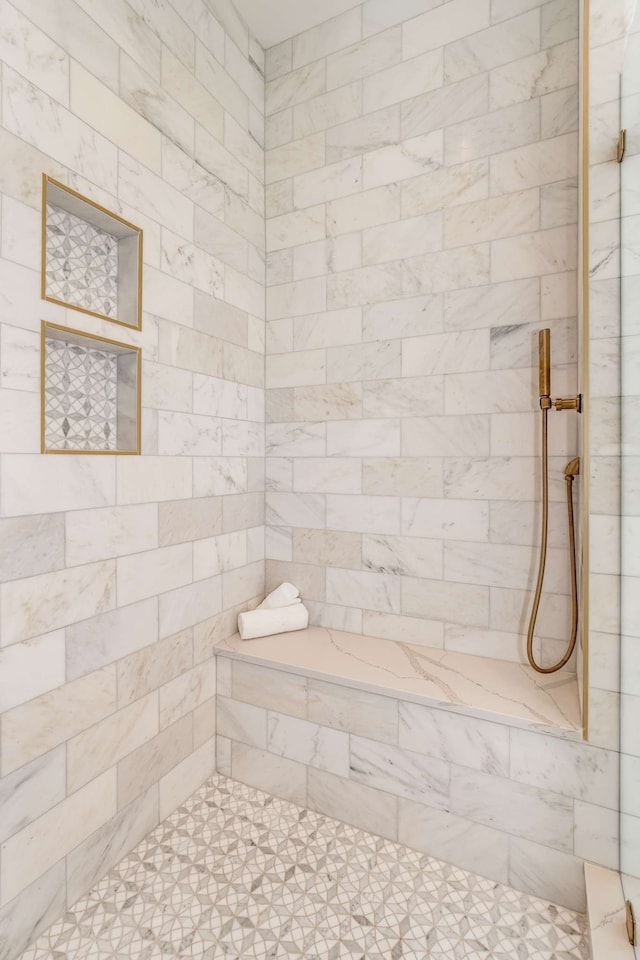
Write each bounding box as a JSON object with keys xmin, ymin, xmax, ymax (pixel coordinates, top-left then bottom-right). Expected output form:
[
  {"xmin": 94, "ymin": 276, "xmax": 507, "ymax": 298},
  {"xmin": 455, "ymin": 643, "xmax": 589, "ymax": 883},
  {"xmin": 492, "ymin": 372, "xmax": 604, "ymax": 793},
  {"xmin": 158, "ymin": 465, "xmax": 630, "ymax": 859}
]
[{"xmin": 540, "ymin": 394, "xmax": 583, "ymax": 412}]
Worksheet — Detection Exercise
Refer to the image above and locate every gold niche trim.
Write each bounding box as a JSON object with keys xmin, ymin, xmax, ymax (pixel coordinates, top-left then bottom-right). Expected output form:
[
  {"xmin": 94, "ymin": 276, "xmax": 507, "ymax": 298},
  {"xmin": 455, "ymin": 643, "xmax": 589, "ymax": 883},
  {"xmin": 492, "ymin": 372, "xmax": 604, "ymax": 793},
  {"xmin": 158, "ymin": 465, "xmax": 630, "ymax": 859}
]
[
  {"xmin": 41, "ymin": 174, "xmax": 144, "ymax": 331},
  {"xmin": 41, "ymin": 320, "xmax": 142, "ymax": 456}
]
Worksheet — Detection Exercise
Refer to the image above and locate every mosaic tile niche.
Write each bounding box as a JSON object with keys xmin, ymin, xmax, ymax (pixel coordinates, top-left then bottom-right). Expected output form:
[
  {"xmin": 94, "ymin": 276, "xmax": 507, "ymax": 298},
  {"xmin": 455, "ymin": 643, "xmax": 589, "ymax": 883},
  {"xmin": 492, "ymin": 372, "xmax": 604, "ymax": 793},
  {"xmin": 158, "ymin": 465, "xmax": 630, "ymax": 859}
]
[
  {"xmin": 42, "ymin": 177, "xmax": 143, "ymax": 329},
  {"xmin": 46, "ymin": 203, "xmax": 119, "ymax": 319},
  {"xmin": 42, "ymin": 323, "xmax": 140, "ymax": 454}
]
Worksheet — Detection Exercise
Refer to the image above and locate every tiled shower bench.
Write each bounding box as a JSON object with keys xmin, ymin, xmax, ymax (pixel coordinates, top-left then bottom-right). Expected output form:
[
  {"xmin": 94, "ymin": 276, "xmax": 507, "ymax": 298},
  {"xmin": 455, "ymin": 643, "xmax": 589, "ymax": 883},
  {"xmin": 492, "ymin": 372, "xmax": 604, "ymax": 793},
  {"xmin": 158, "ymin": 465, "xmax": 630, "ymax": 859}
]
[{"xmin": 214, "ymin": 626, "xmax": 614, "ymax": 913}]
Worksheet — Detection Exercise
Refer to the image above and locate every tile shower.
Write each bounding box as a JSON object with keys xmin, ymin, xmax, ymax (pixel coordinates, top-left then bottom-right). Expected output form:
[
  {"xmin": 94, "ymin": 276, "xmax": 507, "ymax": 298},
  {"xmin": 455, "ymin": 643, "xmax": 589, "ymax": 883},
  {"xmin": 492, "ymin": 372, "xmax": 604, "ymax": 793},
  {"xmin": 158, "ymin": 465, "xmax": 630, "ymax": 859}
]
[{"xmin": 0, "ymin": 1, "xmax": 635, "ymax": 960}]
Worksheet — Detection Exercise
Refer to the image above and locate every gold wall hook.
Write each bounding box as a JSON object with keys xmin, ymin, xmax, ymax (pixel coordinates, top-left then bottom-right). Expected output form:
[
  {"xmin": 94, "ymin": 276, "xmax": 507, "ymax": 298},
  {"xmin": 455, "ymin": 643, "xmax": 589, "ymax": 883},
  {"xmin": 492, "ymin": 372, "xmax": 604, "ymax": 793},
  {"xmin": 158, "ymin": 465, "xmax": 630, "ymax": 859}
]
[{"xmin": 617, "ymin": 128, "xmax": 627, "ymax": 163}]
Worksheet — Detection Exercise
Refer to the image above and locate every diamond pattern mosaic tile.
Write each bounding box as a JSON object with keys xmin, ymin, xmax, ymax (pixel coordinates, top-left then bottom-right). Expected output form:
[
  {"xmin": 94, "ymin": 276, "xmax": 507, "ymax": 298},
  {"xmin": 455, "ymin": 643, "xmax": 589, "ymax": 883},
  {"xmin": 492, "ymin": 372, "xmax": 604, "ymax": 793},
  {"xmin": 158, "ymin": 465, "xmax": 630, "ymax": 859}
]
[
  {"xmin": 18, "ymin": 774, "xmax": 590, "ymax": 960},
  {"xmin": 46, "ymin": 202, "xmax": 119, "ymax": 318},
  {"xmin": 44, "ymin": 338, "xmax": 118, "ymax": 451}
]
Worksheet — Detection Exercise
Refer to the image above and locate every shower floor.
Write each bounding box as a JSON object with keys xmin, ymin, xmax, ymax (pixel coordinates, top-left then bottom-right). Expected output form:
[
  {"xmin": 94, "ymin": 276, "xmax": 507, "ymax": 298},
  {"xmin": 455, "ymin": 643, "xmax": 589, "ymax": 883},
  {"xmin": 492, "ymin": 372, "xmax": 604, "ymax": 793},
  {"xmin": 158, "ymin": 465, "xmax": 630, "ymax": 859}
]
[{"xmin": 19, "ymin": 774, "xmax": 589, "ymax": 960}]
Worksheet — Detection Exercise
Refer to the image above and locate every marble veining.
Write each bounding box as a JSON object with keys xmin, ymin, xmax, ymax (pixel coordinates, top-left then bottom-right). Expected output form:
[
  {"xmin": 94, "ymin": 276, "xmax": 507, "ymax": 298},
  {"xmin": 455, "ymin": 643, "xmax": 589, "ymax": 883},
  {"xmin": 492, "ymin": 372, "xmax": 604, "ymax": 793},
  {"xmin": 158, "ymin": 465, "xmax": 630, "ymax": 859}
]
[
  {"xmin": 18, "ymin": 774, "xmax": 589, "ymax": 960},
  {"xmin": 215, "ymin": 626, "xmax": 582, "ymax": 737}
]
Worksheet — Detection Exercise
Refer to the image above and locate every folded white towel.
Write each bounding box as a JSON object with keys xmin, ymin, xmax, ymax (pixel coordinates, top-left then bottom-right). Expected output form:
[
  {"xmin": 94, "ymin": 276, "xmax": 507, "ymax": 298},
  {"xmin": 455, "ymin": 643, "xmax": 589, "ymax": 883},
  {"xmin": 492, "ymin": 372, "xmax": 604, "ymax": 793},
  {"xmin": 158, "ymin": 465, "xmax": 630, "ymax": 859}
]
[
  {"xmin": 238, "ymin": 603, "xmax": 309, "ymax": 641},
  {"xmin": 258, "ymin": 582, "xmax": 301, "ymax": 610}
]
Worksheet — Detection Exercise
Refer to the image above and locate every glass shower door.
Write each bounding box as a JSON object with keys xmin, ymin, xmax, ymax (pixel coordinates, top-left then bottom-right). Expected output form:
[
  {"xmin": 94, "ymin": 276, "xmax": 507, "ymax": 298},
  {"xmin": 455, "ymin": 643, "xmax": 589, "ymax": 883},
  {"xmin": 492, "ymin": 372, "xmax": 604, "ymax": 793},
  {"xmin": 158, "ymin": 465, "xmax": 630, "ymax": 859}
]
[{"xmin": 620, "ymin": 3, "xmax": 640, "ymax": 949}]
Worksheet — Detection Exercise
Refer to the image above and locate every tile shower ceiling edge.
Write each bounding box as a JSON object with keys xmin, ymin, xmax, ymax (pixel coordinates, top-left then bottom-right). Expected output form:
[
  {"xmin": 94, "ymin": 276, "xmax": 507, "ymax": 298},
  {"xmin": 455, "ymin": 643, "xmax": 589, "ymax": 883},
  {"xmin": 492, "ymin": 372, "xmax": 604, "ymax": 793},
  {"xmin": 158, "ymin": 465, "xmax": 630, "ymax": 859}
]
[{"xmin": 232, "ymin": 0, "xmax": 362, "ymax": 47}]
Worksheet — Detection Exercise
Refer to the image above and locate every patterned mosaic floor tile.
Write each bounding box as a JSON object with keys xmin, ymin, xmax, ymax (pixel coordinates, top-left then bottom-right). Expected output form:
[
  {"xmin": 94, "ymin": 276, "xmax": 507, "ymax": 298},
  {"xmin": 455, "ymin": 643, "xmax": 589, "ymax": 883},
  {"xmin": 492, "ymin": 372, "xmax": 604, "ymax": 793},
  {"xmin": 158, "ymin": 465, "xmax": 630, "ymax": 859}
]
[{"xmin": 18, "ymin": 774, "xmax": 590, "ymax": 960}]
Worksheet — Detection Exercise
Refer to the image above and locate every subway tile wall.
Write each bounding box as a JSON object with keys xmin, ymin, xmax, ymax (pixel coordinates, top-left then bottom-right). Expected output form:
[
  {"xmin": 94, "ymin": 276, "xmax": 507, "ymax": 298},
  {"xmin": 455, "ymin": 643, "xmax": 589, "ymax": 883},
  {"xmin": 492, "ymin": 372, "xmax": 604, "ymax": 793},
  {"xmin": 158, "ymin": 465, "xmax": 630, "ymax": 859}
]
[
  {"xmin": 264, "ymin": 0, "xmax": 581, "ymax": 665},
  {"xmin": 0, "ymin": 2, "xmax": 265, "ymax": 957}
]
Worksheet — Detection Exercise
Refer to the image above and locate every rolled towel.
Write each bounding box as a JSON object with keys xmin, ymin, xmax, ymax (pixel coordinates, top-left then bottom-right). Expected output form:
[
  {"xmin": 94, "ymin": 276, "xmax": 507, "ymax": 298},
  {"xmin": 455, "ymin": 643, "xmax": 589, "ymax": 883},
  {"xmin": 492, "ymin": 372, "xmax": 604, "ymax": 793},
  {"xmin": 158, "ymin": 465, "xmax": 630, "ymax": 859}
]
[
  {"xmin": 238, "ymin": 603, "xmax": 309, "ymax": 641},
  {"xmin": 258, "ymin": 581, "xmax": 301, "ymax": 610}
]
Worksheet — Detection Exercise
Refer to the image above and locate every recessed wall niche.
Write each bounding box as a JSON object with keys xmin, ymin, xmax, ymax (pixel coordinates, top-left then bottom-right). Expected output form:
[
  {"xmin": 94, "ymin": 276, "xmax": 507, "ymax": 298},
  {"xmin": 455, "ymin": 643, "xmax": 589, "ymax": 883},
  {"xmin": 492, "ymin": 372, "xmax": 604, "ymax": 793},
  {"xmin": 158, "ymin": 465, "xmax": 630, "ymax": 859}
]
[
  {"xmin": 42, "ymin": 322, "xmax": 141, "ymax": 455},
  {"xmin": 42, "ymin": 175, "xmax": 143, "ymax": 330}
]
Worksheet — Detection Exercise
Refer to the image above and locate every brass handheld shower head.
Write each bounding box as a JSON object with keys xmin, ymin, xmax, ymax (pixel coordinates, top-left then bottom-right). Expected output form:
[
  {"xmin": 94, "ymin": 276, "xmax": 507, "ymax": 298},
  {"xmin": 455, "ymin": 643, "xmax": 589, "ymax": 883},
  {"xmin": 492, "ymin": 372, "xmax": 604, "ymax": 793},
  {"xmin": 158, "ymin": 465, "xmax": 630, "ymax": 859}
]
[{"xmin": 539, "ymin": 328, "xmax": 551, "ymax": 399}]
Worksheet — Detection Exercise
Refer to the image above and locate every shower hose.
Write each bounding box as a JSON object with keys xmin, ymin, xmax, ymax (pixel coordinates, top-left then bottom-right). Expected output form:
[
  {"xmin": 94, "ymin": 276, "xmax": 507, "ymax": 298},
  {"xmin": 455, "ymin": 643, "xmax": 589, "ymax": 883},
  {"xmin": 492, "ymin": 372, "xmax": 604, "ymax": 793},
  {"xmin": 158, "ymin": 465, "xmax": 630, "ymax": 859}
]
[{"xmin": 526, "ymin": 404, "xmax": 580, "ymax": 674}]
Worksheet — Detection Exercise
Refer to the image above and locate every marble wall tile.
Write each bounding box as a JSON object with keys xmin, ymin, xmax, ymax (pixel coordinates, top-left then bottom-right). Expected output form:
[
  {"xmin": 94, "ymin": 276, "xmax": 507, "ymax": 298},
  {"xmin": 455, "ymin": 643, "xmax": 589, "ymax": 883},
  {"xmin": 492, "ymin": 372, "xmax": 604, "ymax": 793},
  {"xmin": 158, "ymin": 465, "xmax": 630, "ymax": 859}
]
[
  {"xmin": 159, "ymin": 575, "xmax": 223, "ymax": 638},
  {"xmin": 307, "ymin": 678, "xmax": 399, "ymax": 744},
  {"xmin": 308, "ymin": 767, "xmax": 398, "ymax": 840},
  {"xmin": 362, "ymin": 609, "xmax": 445, "ymax": 648},
  {"xmin": 117, "ymin": 456, "xmax": 192, "ymax": 505},
  {"xmin": 294, "ymin": 85, "xmax": 362, "ymax": 140},
  {"xmin": 0, "ymin": 747, "xmax": 66, "ymax": 846},
  {"xmin": 399, "ymin": 703, "xmax": 510, "ymax": 775},
  {"xmin": 231, "ymin": 660, "xmax": 308, "ymax": 718},
  {"xmin": 450, "ymin": 766, "xmax": 574, "ymax": 852},
  {"xmin": 66, "ymin": 504, "xmax": 158, "ymax": 566},
  {"xmin": 325, "ymin": 340, "xmax": 400, "ymax": 383},
  {"xmin": 350, "ymin": 735, "xmax": 449, "ymax": 806},
  {"xmin": 117, "ymin": 629, "xmax": 193, "ymax": 709},
  {"xmin": 1, "ymin": 665, "xmax": 116, "ymax": 776},
  {"xmin": 490, "ymin": 132, "xmax": 578, "ymax": 195},
  {"xmin": 363, "ymin": 132, "xmax": 443, "ymax": 191},
  {"xmin": 363, "ymin": 49, "xmax": 443, "ymax": 113},
  {"xmin": 362, "ymin": 458, "xmax": 443, "ymax": 497},
  {"xmin": 401, "ymin": 497, "xmax": 488, "ymax": 542},
  {"xmin": 509, "ymin": 837, "xmax": 586, "ymax": 912},
  {"xmin": 293, "ymin": 457, "xmax": 361, "ymax": 494},
  {"xmin": 66, "ymin": 599, "xmax": 158, "ymax": 681},
  {"xmin": 66, "ymin": 784, "xmax": 159, "ymax": 906},
  {"xmin": 158, "ymin": 498, "xmax": 222, "ymax": 547},
  {"xmin": 267, "ymin": 712, "xmax": 349, "ymax": 776},
  {"xmin": 117, "ymin": 543, "xmax": 192, "ymax": 607},
  {"xmin": 362, "ymin": 377, "xmax": 442, "ymax": 418},
  {"xmin": 1, "ymin": 768, "xmax": 117, "ymax": 904},
  {"xmin": 71, "ymin": 62, "xmax": 162, "ymax": 172},
  {"xmin": 326, "ymin": 568, "xmax": 401, "ymax": 612},
  {"xmin": 574, "ymin": 801, "xmax": 620, "ymax": 869},
  {"xmin": 326, "ymin": 419, "xmax": 400, "ymax": 457},
  {"xmin": 402, "ymin": 415, "xmax": 490, "ymax": 456},
  {"xmin": 292, "ymin": 382, "xmax": 362, "ymax": 421},
  {"xmin": 159, "ymin": 660, "xmax": 216, "ymax": 736},
  {"xmin": 326, "ymin": 495, "xmax": 401, "ymax": 535},
  {"xmin": 326, "ymin": 107, "xmax": 400, "ymax": 163},
  {"xmin": 193, "ymin": 531, "xmax": 247, "ymax": 579},
  {"xmin": 0, "ymin": 631, "xmax": 65, "ymax": 713},
  {"xmin": 491, "ymin": 225, "xmax": 578, "ymax": 283},
  {"xmin": 444, "ymin": 10, "xmax": 540, "ymax": 83},
  {"xmin": 267, "ymin": 491, "xmax": 325, "ymax": 529},
  {"xmin": 509, "ymin": 728, "xmax": 618, "ymax": 809},
  {"xmin": 3, "ymin": 67, "xmax": 118, "ymax": 193},
  {"xmin": 401, "ymin": 76, "xmax": 489, "ymax": 141},
  {"xmin": 159, "ymin": 738, "xmax": 216, "ymax": 820},
  {"xmin": 362, "ymin": 534, "xmax": 442, "ymax": 579},
  {"xmin": 326, "ymin": 27, "xmax": 402, "ymax": 90},
  {"xmin": 293, "ymin": 529, "xmax": 361, "ymax": 567},
  {"xmin": 1, "ymin": 454, "xmax": 115, "ymax": 517},
  {"xmin": 489, "ymin": 40, "xmax": 578, "ymax": 111},
  {"xmin": 403, "ymin": 0, "xmax": 490, "ymax": 60},
  {"xmin": 294, "ymin": 157, "xmax": 362, "ymax": 213},
  {"xmin": 398, "ymin": 799, "xmax": 510, "ymax": 883},
  {"xmin": 231, "ymin": 741, "xmax": 308, "ymax": 806},
  {"xmin": 292, "ymin": 9, "xmax": 362, "ymax": 69},
  {"xmin": 117, "ymin": 715, "xmax": 193, "ymax": 808},
  {"xmin": 0, "ymin": 561, "xmax": 116, "ymax": 646},
  {"xmin": 267, "ymin": 205, "xmax": 325, "ymax": 251},
  {"xmin": 402, "ymin": 576, "xmax": 489, "ymax": 625},
  {"xmin": 266, "ymin": 133, "xmax": 325, "ymax": 184},
  {"xmin": 0, "ymin": 515, "xmax": 65, "ymax": 583},
  {"xmin": 362, "ymin": 212, "xmax": 443, "ymax": 266},
  {"xmin": 67, "ymin": 693, "xmax": 159, "ymax": 793}
]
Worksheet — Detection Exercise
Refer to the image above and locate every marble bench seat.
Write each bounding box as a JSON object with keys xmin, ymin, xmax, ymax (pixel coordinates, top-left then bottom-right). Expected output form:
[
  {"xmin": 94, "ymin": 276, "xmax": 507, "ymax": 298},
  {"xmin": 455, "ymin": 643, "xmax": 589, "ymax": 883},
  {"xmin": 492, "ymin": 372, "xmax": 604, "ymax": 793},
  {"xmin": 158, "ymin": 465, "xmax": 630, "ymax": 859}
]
[
  {"xmin": 212, "ymin": 626, "xmax": 599, "ymax": 912},
  {"xmin": 214, "ymin": 625, "xmax": 582, "ymax": 739}
]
